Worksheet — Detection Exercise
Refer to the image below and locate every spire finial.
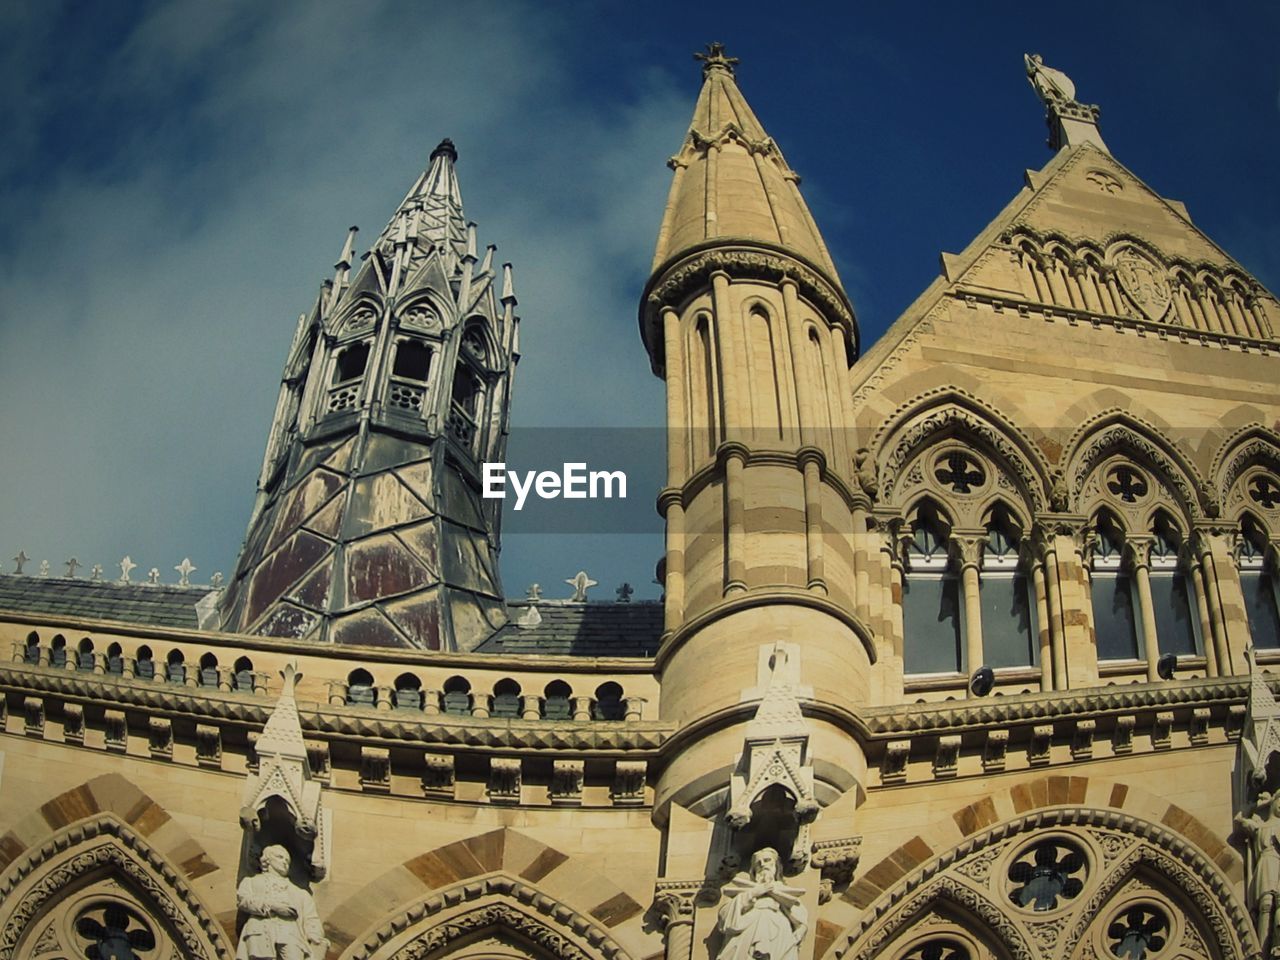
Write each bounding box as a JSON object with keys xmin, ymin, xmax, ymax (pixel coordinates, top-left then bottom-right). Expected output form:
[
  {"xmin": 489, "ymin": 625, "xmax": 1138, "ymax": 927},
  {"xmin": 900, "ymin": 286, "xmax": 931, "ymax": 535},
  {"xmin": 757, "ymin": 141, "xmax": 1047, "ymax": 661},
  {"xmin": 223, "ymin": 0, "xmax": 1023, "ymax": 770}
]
[
  {"xmin": 1023, "ymin": 53, "xmax": 1108, "ymax": 154},
  {"xmin": 430, "ymin": 138, "xmax": 458, "ymax": 163},
  {"xmin": 694, "ymin": 42, "xmax": 739, "ymax": 78}
]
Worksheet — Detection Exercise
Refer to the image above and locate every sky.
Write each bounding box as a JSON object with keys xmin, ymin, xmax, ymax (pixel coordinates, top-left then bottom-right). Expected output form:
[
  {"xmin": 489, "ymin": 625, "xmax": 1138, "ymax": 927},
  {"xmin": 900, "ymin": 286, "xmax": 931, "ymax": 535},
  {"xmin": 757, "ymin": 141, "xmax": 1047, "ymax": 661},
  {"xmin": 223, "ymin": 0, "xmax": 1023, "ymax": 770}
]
[{"xmin": 1, "ymin": 1, "xmax": 1277, "ymax": 603}]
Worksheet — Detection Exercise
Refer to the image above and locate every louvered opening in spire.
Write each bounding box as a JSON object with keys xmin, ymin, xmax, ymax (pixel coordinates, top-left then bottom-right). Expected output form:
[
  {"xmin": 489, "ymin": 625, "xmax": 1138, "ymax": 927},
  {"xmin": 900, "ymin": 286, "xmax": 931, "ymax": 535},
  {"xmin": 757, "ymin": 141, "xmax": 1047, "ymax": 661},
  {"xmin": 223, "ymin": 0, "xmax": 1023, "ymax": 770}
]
[{"xmin": 651, "ymin": 44, "xmax": 842, "ymax": 288}]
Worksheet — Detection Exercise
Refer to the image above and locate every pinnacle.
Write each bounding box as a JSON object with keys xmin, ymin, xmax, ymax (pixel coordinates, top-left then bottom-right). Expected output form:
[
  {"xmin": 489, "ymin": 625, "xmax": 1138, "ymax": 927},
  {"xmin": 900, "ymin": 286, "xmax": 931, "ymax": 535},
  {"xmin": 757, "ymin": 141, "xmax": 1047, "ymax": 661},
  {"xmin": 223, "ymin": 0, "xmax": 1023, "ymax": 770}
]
[
  {"xmin": 431, "ymin": 138, "xmax": 458, "ymax": 163},
  {"xmin": 694, "ymin": 41, "xmax": 739, "ymax": 78}
]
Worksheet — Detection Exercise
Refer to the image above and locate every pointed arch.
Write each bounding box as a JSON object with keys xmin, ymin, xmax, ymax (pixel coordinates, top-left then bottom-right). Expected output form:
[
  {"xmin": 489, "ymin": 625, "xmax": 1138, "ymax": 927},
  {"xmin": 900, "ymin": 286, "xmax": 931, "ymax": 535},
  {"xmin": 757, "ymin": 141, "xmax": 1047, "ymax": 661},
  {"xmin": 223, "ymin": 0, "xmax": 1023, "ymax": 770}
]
[
  {"xmin": 873, "ymin": 389, "xmax": 1051, "ymax": 514},
  {"xmin": 1214, "ymin": 423, "xmax": 1280, "ymax": 509},
  {"xmin": 342, "ymin": 874, "xmax": 634, "ymax": 960},
  {"xmin": 827, "ymin": 804, "xmax": 1254, "ymax": 960},
  {"xmin": 324, "ymin": 828, "xmax": 643, "ymax": 960},
  {"xmin": 0, "ymin": 813, "xmax": 232, "ymax": 960},
  {"xmin": 1062, "ymin": 409, "xmax": 1209, "ymax": 519}
]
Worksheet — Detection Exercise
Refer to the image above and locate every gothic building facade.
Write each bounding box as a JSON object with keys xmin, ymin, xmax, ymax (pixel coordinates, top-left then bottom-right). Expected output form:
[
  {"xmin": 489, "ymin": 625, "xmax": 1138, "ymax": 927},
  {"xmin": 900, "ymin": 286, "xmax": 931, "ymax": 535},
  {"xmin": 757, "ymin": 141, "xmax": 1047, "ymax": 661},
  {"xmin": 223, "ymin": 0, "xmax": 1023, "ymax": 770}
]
[{"xmin": 1, "ymin": 46, "xmax": 1279, "ymax": 960}]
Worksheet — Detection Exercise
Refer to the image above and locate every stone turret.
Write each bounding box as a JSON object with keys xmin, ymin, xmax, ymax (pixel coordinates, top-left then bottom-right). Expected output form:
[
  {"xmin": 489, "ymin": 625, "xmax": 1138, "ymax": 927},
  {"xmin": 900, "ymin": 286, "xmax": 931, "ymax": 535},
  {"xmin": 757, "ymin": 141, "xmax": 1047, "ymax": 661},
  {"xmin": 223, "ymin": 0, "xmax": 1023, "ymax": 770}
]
[
  {"xmin": 220, "ymin": 140, "xmax": 519, "ymax": 651},
  {"xmin": 643, "ymin": 46, "xmax": 871, "ymax": 900}
]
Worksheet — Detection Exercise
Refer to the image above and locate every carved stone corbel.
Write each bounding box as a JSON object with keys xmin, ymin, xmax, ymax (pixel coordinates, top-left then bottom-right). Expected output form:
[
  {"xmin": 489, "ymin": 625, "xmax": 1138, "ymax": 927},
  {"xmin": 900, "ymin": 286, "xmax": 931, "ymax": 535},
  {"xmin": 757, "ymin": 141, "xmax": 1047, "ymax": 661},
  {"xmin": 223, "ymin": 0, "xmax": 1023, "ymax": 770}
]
[
  {"xmin": 62, "ymin": 703, "xmax": 84, "ymax": 745},
  {"xmin": 488, "ymin": 757, "xmax": 521, "ymax": 804},
  {"xmin": 811, "ymin": 837, "xmax": 862, "ymax": 904},
  {"xmin": 653, "ymin": 880, "xmax": 715, "ymax": 960},
  {"xmin": 983, "ymin": 729, "xmax": 1009, "ymax": 772},
  {"xmin": 422, "ymin": 752, "xmax": 455, "ymax": 798},
  {"xmin": 1113, "ymin": 715, "xmax": 1136, "ymax": 754},
  {"xmin": 550, "ymin": 760, "xmax": 584, "ymax": 806},
  {"xmin": 104, "ymin": 710, "xmax": 127, "ymax": 753},
  {"xmin": 612, "ymin": 760, "xmax": 647, "ymax": 805},
  {"xmin": 360, "ymin": 747, "xmax": 391, "ymax": 792}
]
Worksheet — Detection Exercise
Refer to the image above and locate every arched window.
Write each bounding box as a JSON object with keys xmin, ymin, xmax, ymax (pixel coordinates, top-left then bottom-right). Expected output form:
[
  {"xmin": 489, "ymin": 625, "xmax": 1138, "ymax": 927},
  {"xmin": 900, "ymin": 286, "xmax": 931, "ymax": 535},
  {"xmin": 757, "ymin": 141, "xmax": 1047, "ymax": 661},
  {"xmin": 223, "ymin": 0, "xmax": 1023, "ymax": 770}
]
[
  {"xmin": 1241, "ymin": 516, "xmax": 1280, "ymax": 649},
  {"xmin": 23, "ymin": 631, "xmax": 39, "ymax": 665},
  {"xmin": 543, "ymin": 680, "xmax": 572, "ymax": 721},
  {"xmin": 198, "ymin": 653, "xmax": 219, "ymax": 688},
  {"xmin": 902, "ymin": 502, "xmax": 963, "ymax": 674},
  {"xmin": 388, "ymin": 338, "xmax": 434, "ymax": 413},
  {"xmin": 166, "ymin": 650, "xmax": 186, "ymax": 684},
  {"xmin": 106, "ymin": 642, "xmax": 124, "ymax": 676},
  {"xmin": 326, "ymin": 341, "xmax": 370, "ymax": 414},
  {"xmin": 593, "ymin": 682, "xmax": 625, "ymax": 720},
  {"xmin": 135, "ymin": 645, "xmax": 155, "ymax": 681},
  {"xmin": 442, "ymin": 676, "xmax": 472, "ymax": 716},
  {"xmin": 77, "ymin": 637, "xmax": 94, "ymax": 672},
  {"xmin": 233, "ymin": 656, "xmax": 254, "ymax": 692},
  {"xmin": 979, "ymin": 505, "xmax": 1036, "ymax": 668},
  {"xmin": 491, "ymin": 679, "xmax": 522, "ymax": 719},
  {"xmin": 347, "ymin": 669, "xmax": 376, "ymax": 707},
  {"xmin": 393, "ymin": 673, "xmax": 423, "ymax": 710},
  {"xmin": 1091, "ymin": 513, "xmax": 1139, "ymax": 661},
  {"xmin": 1148, "ymin": 513, "xmax": 1199, "ymax": 658},
  {"xmin": 50, "ymin": 635, "xmax": 67, "ymax": 668}
]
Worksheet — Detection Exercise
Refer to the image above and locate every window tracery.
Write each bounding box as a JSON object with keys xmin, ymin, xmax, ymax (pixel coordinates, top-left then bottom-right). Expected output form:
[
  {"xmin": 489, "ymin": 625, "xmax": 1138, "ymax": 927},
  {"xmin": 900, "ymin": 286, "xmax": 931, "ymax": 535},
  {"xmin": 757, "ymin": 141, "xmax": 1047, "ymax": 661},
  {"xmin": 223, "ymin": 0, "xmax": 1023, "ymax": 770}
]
[{"xmin": 1006, "ymin": 838, "xmax": 1087, "ymax": 912}]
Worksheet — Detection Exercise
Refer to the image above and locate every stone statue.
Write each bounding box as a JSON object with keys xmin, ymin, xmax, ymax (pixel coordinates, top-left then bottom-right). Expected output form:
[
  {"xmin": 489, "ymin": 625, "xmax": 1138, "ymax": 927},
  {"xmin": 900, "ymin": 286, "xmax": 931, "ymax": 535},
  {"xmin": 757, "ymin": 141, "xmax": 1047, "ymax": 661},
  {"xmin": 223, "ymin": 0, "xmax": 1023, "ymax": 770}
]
[
  {"xmin": 1024, "ymin": 53, "xmax": 1076, "ymax": 105},
  {"xmin": 854, "ymin": 448, "xmax": 879, "ymax": 499},
  {"xmin": 1236, "ymin": 790, "xmax": 1280, "ymax": 954},
  {"xmin": 236, "ymin": 845, "xmax": 329, "ymax": 960},
  {"xmin": 715, "ymin": 847, "xmax": 808, "ymax": 960}
]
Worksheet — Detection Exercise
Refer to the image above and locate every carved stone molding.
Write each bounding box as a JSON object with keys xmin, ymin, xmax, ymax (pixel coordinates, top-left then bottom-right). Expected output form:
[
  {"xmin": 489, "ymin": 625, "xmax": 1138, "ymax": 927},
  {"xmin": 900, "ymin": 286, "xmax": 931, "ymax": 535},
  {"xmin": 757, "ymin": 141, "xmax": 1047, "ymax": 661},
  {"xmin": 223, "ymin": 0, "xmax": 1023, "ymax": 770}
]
[
  {"xmin": 346, "ymin": 874, "xmax": 633, "ymax": 960},
  {"xmin": 0, "ymin": 815, "xmax": 230, "ymax": 960}
]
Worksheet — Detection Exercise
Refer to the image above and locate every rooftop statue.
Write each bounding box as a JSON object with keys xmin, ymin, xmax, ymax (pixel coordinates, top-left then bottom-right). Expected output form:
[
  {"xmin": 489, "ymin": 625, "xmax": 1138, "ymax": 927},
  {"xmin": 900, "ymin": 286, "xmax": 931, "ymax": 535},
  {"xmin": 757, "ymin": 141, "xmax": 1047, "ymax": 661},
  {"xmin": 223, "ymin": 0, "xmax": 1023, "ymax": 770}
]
[{"xmin": 1024, "ymin": 53, "xmax": 1077, "ymax": 105}]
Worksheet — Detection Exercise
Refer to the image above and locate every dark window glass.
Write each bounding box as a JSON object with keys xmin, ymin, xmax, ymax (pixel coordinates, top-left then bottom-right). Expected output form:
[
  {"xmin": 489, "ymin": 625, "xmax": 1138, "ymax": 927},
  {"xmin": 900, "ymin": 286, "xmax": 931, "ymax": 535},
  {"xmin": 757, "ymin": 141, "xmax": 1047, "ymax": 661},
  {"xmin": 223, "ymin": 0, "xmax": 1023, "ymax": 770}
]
[
  {"xmin": 903, "ymin": 576, "xmax": 963, "ymax": 673},
  {"xmin": 392, "ymin": 340, "xmax": 432, "ymax": 381},
  {"xmin": 393, "ymin": 688, "xmax": 422, "ymax": 710},
  {"xmin": 442, "ymin": 677, "xmax": 471, "ymax": 716},
  {"xmin": 1150, "ymin": 571, "xmax": 1198, "ymax": 656},
  {"xmin": 135, "ymin": 649, "xmax": 155, "ymax": 681},
  {"xmin": 1093, "ymin": 571, "xmax": 1139, "ymax": 660},
  {"xmin": 491, "ymin": 680, "xmax": 521, "ymax": 719},
  {"xmin": 981, "ymin": 574, "xmax": 1036, "ymax": 667},
  {"xmin": 1243, "ymin": 570, "xmax": 1280, "ymax": 650},
  {"xmin": 593, "ymin": 683, "xmax": 625, "ymax": 721},
  {"xmin": 333, "ymin": 342, "xmax": 370, "ymax": 384}
]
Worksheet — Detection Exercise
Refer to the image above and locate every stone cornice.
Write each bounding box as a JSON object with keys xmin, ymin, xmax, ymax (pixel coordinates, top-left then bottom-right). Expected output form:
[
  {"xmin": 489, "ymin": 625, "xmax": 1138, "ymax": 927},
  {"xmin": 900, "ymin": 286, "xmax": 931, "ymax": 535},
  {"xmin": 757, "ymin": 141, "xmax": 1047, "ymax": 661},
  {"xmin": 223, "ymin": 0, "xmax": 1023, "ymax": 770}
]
[
  {"xmin": 0, "ymin": 664, "xmax": 672, "ymax": 754},
  {"xmin": 640, "ymin": 240, "xmax": 857, "ymax": 375}
]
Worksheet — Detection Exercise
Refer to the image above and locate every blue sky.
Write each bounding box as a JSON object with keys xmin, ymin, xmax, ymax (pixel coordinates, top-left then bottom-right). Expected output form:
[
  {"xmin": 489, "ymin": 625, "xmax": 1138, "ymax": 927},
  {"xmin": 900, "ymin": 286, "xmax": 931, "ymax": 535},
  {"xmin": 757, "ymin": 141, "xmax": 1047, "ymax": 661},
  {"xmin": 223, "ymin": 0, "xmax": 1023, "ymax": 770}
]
[{"xmin": 1, "ymin": 1, "xmax": 1277, "ymax": 602}]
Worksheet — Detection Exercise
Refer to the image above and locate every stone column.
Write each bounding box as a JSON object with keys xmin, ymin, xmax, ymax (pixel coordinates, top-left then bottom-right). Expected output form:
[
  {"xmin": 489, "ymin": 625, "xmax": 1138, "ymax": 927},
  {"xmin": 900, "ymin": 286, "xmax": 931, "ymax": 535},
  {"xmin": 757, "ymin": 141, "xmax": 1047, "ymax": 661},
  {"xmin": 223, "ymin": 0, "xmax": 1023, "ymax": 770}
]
[
  {"xmin": 801, "ymin": 452, "xmax": 826, "ymax": 593},
  {"xmin": 723, "ymin": 448, "xmax": 747, "ymax": 595},
  {"xmin": 1025, "ymin": 541, "xmax": 1054, "ymax": 690},
  {"xmin": 653, "ymin": 883, "xmax": 702, "ymax": 960},
  {"xmin": 1184, "ymin": 546, "xmax": 1219, "ymax": 676},
  {"xmin": 1125, "ymin": 537, "xmax": 1161, "ymax": 681},
  {"xmin": 662, "ymin": 306, "xmax": 687, "ymax": 631},
  {"xmin": 1034, "ymin": 524, "xmax": 1069, "ymax": 690},
  {"xmin": 951, "ymin": 532, "xmax": 985, "ymax": 684},
  {"xmin": 1193, "ymin": 526, "xmax": 1233, "ymax": 674},
  {"xmin": 710, "ymin": 272, "xmax": 741, "ymax": 440}
]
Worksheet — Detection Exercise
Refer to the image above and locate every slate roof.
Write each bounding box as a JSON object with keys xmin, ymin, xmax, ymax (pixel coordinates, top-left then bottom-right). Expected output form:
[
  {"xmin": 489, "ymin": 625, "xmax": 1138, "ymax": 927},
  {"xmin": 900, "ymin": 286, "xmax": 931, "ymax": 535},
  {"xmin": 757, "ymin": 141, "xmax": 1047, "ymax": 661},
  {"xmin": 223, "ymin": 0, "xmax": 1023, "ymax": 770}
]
[
  {"xmin": 478, "ymin": 601, "xmax": 662, "ymax": 658},
  {"xmin": 0, "ymin": 574, "xmax": 207, "ymax": 629},
  {"xmin": 0, "ymin": 575, "xmax": 662, "ymax": 657}
]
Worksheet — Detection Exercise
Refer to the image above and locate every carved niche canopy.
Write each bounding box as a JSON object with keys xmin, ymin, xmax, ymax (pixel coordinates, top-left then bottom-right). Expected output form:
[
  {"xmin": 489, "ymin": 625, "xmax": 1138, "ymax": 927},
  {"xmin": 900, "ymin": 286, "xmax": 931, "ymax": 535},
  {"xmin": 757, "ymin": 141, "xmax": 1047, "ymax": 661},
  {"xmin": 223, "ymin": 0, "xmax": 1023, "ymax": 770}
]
[{"xmin": 1114, "ymin": 248, "xmax": 1172, "ymax": 323}]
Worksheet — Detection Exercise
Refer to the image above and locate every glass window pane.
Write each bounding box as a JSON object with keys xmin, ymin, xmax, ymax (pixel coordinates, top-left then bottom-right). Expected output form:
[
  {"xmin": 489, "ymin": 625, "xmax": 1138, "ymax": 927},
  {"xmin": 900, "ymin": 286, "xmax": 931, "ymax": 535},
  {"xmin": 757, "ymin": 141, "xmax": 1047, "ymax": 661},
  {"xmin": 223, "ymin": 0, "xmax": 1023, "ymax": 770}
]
[
  {"xmin": 1093, "ymin": 571, "xmax": 1139, "ymax": 660},
  {"xmin": 903, "ymin": 575, "xmax": 963, "ymax": 673},
  {"xmin": 1243, "ymin": 570, "xmax": 1280, "ymax": 650},
  {"xmin": 981, "ymin": 574, "xmax": 1036, "ymax": 667},
  {"xmin": 1150, "ymin": 571, "xmax": 1198, "ymax": 656}
]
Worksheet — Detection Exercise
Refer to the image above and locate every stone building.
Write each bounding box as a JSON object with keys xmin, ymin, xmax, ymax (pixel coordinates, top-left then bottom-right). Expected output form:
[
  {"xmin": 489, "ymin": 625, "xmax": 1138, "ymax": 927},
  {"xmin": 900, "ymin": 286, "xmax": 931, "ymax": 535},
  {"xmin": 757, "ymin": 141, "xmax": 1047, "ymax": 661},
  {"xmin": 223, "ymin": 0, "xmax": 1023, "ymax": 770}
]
[{"xmin": 1, "ymin": 45, "xmax": 1279, "ymax": 960}]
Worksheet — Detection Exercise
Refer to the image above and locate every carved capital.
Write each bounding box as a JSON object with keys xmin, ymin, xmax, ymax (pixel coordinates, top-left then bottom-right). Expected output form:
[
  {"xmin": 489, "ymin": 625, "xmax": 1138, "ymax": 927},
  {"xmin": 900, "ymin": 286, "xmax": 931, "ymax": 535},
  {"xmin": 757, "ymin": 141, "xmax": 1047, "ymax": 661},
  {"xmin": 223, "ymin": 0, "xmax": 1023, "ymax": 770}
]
[
  {"xmin": 1124, "ymin": 535, "xmax": 1155, "ymax": 569},
  {"xmin": 811, "ymin": 837, "xmax": 862, "ymax": 904},
  {"xmin": 652, "ymin": 881, "xmax": 703, "ymax": 929},
  {"xmin": 949, "ymin": 531, "xmax": 985, "ymax": 571}
]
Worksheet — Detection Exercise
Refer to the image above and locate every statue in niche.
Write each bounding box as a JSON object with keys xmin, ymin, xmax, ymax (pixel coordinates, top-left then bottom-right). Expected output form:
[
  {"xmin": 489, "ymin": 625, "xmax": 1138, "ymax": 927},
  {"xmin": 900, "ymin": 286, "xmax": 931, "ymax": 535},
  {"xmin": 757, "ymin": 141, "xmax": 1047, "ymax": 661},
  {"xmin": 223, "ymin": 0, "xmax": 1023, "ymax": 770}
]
[
  {"xmin": 1237, "ymin": 790, "xmax": 1280, "ymax": 954},
  {"xmin": 236, "ymin": 845, "xmax": 329, "ymax": 960},
  {"xmin": 716, "ymin": 847, "xmax": 808, "ymax": 960}
]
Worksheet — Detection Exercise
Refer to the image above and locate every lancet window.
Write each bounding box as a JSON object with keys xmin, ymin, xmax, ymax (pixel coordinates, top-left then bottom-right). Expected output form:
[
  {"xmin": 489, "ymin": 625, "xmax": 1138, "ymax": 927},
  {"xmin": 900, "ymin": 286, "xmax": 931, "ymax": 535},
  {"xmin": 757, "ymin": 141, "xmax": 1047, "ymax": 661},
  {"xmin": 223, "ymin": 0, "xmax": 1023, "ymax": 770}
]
[
  {"xmin": 387, "ymin": 337, "xmax": 434, "ymax": 414},
  {"xmin": 1090, "ymin": 512, "xmax": 1141, "ymax": 661},
  {"xmin": 1240, "ymin": 516, "xmax": 1280, "ymax": 649},
  {"xmin": 979, "ymin": 505, "xmax": 1036, "ymax": 668},
  {"xmin": 327, "ymin": 341, "xmax": 370, "ymax": 414},
  {"xmin": 1147, "ymin": 513, "xmax": 1199, "ymax": 658},
  {"xmin": 902, "ymin": 502, "xmax": 964, "ymax": 675}
]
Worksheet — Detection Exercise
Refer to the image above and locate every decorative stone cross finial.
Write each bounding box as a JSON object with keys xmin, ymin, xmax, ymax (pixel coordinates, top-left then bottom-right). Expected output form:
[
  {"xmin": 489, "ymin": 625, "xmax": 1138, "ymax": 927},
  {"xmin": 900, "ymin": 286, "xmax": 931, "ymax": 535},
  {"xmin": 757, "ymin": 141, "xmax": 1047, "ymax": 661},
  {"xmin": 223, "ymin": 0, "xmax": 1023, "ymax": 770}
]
[
  {"xmin": 694, "ymin": 42, "xmax": 739, "ymax": 77},
  {"xmin": 175, "ymin": 557, "xmax": 196, "ymax": 587},
  {"xmin": 65, "ymin": 557, "xmax": 80, "ymax": 578},
  {"xmin": 616, "ymin": 582, "xmax": 634, "ymax": 602},
  {"xmin": 38, "ymin": 560, "xmax": 49, "ymax": 577},
  {"xmin": 90, "ymin": 564, "xmax": 103, "ymax": 581},
  {"xmin": 565, "ymin": 571, "xmax": 598, "ymax": 602},
  {"xmin": 525, "ymin": 583, "xmax": 543, "ymax": 601},
  {"xmin": 211, "ymin": 572, "xmax": 224, "ymax": 588},
  {"xmin": 119, "ymin": 556, "xmax": 136, "ymax": 583},
  {"xmin": 12, "ymin": 550, "xmax": 28, "ymax": 575},
  {"xmin": 147, "ymin": 568, "xmax": 160, "ymax": 586}
]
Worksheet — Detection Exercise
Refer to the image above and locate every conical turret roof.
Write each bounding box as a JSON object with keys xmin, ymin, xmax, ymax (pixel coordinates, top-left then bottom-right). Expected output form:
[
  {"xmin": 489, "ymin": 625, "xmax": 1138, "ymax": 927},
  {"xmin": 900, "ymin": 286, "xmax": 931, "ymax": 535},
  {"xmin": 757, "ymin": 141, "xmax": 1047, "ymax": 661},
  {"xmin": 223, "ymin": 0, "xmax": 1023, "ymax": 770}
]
[
  {"xmin": 651, "ymin": 44, "xmax": 841, "ymax": 286},
  {"xmin": 374, "ymin": 138, "xmax": 469, "ymax": 265}
]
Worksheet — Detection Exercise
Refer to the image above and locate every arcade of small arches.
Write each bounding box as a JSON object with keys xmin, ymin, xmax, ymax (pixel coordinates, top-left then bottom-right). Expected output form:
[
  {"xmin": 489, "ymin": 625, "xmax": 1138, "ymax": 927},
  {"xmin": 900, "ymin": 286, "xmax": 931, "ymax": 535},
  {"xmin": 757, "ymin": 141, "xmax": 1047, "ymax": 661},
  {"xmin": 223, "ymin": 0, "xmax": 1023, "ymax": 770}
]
[
  {"xmin": 1005, "ymin": 229, "xmax": 1273, "ymax": 340},
  {"xmin": 873, "ymin": 407, "xmax": 1280, "ymax": 694}
]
